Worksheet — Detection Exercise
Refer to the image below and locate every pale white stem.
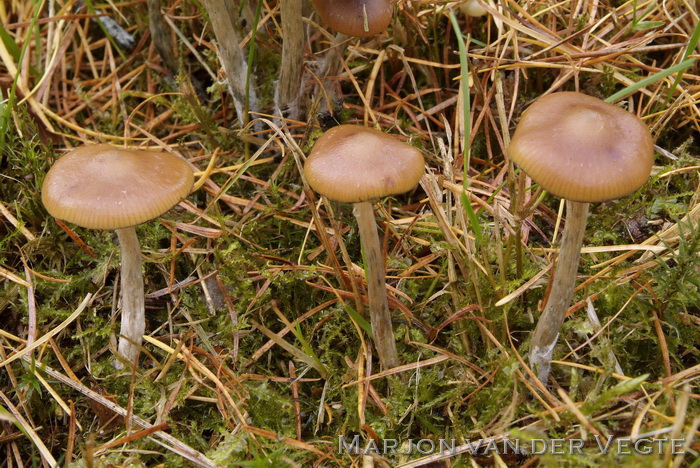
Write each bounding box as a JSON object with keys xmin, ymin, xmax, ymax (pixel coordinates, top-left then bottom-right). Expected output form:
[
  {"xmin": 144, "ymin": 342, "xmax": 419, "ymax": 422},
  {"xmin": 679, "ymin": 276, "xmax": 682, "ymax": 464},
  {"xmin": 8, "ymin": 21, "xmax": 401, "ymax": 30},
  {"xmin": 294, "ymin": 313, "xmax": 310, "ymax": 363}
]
[
  {"xmin": 530, "ymin": 200, "xmax": 589, "ymax": 383},
  {"xmin": 353, "ymin": 201, "xmax": 400, "ymax": 370},
  {"xmin": 115, "ymin": 226, "xmax": 145, "ymax": 369},
  {"xmin": 25, "ymin": 263, "xmax": 36, "ymax": 346}
]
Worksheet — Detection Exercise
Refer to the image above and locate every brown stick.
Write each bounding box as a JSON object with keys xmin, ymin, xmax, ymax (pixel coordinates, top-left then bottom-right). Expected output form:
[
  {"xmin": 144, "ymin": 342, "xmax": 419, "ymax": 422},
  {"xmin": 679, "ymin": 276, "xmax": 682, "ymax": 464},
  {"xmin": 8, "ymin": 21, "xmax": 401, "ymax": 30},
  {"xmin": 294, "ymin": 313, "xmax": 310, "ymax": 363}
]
[
  {"xmin": 147, "ymin": 0, "xmax": 178, "ymax": 75},
  {"xmin": 530, "ymin": 200, "xmax": 589, "ymax": 383},
  {"xmin": 353, "ymin": 201, "xmax": 400, "ymax": 370},
  {"xmin": 289, "ymin": 361, "xmax": 302, "ymax": 440},
  {"xmin": 93, "ymin": 423, "xmax": 171, "ymax": 452}
]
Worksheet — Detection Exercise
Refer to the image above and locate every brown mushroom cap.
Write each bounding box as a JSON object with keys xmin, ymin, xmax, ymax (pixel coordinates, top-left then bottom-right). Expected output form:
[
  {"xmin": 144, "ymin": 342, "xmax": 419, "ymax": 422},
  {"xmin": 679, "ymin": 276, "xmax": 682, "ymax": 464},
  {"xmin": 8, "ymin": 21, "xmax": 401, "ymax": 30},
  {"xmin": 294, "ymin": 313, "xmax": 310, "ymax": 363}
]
[
  {"xmin": 42, "ymin": 144, "xmax": 194, "ymax": 230},
  {"xmin": 304, "ymin": 125, "xmax": 424, "ymax": 203},
  {"xmin": 508, "ymin": 92, "xmax": 654, "ymax": 203},
  {"xmin": 312, "ymin": 0, "xmax": 394, "ymax": 37}
]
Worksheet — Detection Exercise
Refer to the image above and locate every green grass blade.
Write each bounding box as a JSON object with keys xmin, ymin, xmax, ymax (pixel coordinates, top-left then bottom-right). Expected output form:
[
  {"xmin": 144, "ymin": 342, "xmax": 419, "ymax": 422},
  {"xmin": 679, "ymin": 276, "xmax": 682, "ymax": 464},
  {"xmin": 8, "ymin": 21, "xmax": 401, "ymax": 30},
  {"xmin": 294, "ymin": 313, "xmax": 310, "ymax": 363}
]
[
  {"xmin": 0, "ymin": 23, "xmax": 21, "ymax": 61},
  {"xmin": 0, "ymin": 97, "xmax": 7, "ymax": 148},
  {"xmin": 345, "ymin": 305, "xmax": 372, "ymax": 335},
  {"xmin": 251, "ymin": 319, "xmax": 328, "ymax": 378},
  {"xmin": 0, "ymin": 0, "xmax": 42, "ymax": 148},
  {"xmin": 604, "ymin": 58, "xmax": 696, "ymax": 103},
  {"xmin": 448, "ymin": 10, "xmax": 482, "ymax": 244},
  {"xmin": 662, "ymin": 19, "xmax": 700, "ymax": 108}
]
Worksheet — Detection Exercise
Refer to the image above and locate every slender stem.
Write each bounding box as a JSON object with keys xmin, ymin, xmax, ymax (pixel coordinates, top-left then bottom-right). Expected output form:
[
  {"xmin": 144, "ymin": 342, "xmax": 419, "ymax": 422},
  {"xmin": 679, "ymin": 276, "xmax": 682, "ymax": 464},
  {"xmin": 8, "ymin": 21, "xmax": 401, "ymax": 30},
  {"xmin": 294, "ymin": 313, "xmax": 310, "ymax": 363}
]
[
  {"xmin": 200, "ymin": 0, "xmax": 255, "ymax": 126},
  {"xmin": 275, "ymin": 0, "xmax": 305, "ymax": 120},
  {"xmin": 530, "ymin": 200, "xmax": 589, "ymax": 383},
  {"xmin": 244, "ymin": 0, "xmax": 263, "ymax": 130},
  {"xmin": 316, "ymin": 33, "xmax": 349, "ymax": 115},
  {"xmin": 147, "ymin": 0, "xmax": 177, "ymax": 75},
  {"xmin": 115, "ymin": 226, "xmax": 145, "ymax": 369},
  {"xmin": 353, "ymin": 201, "xmax": 400, "ymax": 370},
  {"xmin": 319, "ymin": 33, "xmax": 349, "ymax": 84}
]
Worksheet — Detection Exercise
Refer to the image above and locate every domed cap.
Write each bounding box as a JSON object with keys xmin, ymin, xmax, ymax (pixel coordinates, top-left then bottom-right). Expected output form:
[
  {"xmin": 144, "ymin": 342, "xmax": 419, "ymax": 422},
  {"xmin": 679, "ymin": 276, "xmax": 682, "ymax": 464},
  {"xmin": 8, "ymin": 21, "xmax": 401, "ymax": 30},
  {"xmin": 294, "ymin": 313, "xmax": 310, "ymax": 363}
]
[
  {"xmin": 42, "ymin": 144, "xmax": 194, "ymax": 230},
  {"xmin": 312, "ymin": 0, "xmax": 394, "ymax": 37},
  {"xmin": 304, "ymin": 125, "xmax": 424, "ymax": 203},
  {"xmin": 508, "ymin": 92, "xmax": 654, "ymax": 203},
  {"xmin": 460, "ymin": 0, "xmax": 488, "ymax": 17}
]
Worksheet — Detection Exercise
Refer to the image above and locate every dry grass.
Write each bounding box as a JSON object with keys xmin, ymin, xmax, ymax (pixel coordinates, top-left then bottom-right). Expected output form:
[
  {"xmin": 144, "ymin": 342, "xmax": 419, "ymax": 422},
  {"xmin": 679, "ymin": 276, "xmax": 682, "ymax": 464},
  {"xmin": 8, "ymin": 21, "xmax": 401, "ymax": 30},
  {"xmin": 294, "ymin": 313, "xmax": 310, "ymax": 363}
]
[{"xmin": 0, "ymin": 0, "xmax": 699, "ymax": 466}]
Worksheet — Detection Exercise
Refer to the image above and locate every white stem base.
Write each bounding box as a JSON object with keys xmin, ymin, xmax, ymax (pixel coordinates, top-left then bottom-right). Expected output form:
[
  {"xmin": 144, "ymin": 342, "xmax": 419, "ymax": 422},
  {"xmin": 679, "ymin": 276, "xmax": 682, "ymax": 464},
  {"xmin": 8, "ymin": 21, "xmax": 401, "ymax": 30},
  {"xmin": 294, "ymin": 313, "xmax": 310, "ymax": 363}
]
[
  {"xmin": 530, "ymin": 201, "xmax": 589, "ymax": 383},
  {"xmin": 115, "ymin": 227, "xmax": 145, "ymax": 369}
]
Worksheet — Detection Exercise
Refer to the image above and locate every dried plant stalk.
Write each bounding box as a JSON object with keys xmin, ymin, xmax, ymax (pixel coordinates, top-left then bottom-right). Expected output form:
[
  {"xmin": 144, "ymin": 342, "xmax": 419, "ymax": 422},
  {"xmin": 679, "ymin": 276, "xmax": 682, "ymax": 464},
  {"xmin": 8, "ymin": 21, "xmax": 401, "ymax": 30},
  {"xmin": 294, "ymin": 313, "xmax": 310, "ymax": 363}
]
[
  {"xmin": 315, "ymin": 33, "xmax": 349, "ymax": 113},
  {"xmin": 147, "ymin": 0, "xmax": 178, "ymax": 75},
  {"xmin": 275, "ymin": 0, "xmax": 305, "ymax": 120},
  {"xmin": 201, "ymin": 0, "xmax": 257, "ymax": 125}
]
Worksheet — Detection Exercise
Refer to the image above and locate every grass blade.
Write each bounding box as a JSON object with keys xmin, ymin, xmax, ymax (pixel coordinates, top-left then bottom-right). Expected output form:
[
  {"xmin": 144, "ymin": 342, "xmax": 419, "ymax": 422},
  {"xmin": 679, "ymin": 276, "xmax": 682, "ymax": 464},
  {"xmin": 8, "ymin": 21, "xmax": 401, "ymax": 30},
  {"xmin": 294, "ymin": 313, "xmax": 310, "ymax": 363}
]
[
  {"xmin": 605, "ymin": 58, "xmax": 696, "ymax": 103},
  {"xmin": 448, "ymin": 9, "xmax": 482, "ymax": 244}
]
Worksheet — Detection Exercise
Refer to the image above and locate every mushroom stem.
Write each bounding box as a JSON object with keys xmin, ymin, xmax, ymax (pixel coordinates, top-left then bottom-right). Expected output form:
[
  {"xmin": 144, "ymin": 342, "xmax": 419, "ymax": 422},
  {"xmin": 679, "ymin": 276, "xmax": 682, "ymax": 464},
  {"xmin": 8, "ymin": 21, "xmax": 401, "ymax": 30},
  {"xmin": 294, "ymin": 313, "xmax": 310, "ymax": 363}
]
[
  {"xmin": 530, "ymin": 200, "xmax": 589, "ymax": 383},
  {"xmin": 200, "ymin": 0, "xmax": 256, "ymax": 126},
  {"xmin": 115, "ymin": 226, "xmax": 145, "ymax": 369},
  {"xmin": 353, "ymin": 201, "xmax": 400, "ymax": 369},
  {"xmin": 275, "ymin": 0, "xmax": 305, "ymax": 120},
  {"xmin": 316, "ymin": 33, "xmax": 349, "ymax": 112}
]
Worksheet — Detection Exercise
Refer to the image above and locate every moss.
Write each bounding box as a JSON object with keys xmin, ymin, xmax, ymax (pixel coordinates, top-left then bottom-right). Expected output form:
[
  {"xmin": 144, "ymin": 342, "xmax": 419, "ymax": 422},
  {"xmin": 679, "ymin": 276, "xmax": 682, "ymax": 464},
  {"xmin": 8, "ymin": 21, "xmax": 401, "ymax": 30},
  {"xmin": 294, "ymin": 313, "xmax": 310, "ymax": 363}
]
[{"xmin": 1, "ymin": 1, "xmax": 698, "ymax": 466}]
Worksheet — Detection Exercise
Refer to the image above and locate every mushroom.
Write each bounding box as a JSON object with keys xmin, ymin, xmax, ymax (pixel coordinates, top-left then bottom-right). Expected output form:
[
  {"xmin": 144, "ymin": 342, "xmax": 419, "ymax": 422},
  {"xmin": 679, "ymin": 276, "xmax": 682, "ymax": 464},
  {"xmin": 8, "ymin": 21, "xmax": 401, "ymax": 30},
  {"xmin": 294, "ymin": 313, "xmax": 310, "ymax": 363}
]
[
  {"xmin": 312, "ymin": 0, "xmax": 395, "ymax": 37},
  {"xmin": 508, "ymin": 92, "xmax": 654, "ymax": 383},
  {"xmin": 459, "ymin": 0, "xmax": 488, "ymax": 17},
  {"xmin": 311, "ymin": 1, "xmax": 395, "ymax": 127},
  {"xmin": 42, "ymin": 144, "xmax": 194, "ymax": 368},
  {"xmin": 304, "ymin": 125, "xmax": 424, "ymax": 370}
]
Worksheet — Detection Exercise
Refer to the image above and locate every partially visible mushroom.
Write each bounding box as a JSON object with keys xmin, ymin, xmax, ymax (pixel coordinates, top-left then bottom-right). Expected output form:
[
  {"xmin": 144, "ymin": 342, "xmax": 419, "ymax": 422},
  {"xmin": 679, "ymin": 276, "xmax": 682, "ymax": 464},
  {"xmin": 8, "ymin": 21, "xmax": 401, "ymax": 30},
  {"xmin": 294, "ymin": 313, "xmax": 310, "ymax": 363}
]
[
  {"xmin": 311, "ymin": 1, "xmax": 395, "ymax": 124},
  {"xmin": 508, "ymin": 92, "xmax": 654, "ymax": 383},
  {"xmin": 304, "ymin": 125, "xmax": 424, "ymax": 370},
  {"xmin": 42, "ymin": 144, "xmax": 194, "ymax": 368},
  {"xmin": 459, "ymin": 0, "xmax": 488, "ymax": 17},
  {"xmin": 312, "ymin": 0, "xmax": 395, "ymax": 37}
]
